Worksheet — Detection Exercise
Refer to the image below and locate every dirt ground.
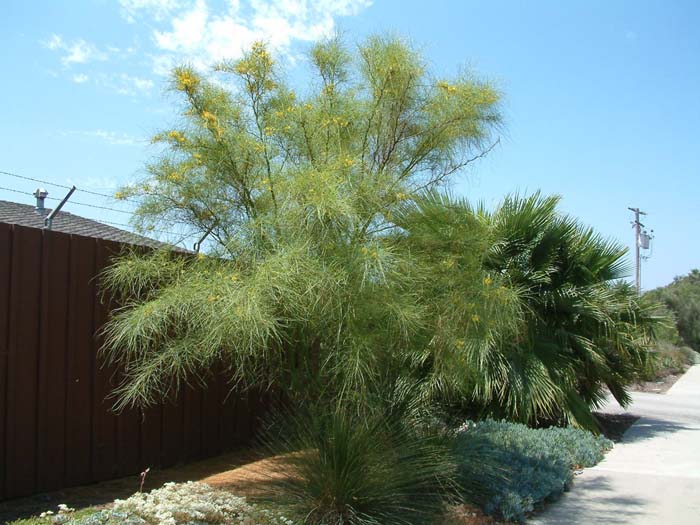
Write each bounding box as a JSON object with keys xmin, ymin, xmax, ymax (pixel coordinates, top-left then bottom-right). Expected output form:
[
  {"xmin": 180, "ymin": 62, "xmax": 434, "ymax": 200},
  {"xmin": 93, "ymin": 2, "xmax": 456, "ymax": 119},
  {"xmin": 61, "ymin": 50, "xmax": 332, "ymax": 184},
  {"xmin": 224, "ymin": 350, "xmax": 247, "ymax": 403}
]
[{"xmin": 630, "ymin": 371, "xmax": 684, "ymax": 394}]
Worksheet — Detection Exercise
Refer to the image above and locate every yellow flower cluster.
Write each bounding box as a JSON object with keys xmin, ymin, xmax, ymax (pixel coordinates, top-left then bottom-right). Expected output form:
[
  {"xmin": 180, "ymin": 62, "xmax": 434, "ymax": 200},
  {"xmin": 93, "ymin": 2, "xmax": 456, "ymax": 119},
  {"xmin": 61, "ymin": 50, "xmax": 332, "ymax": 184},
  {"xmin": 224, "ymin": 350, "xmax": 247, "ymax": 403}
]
[
  {"xmin": 437, "ymin": 80, "xmax": 457, "ymax": 93},
  {"xmin": 251, "ymin": 41, "xmax": 273, "ymax": 67},
  {"xmin": 166, "ymin": 171, "xmax": 183, "ymax": 183},
  {"xmin": 175, "ymin": 69, "xmax": 199, "ymax": 93},
  {"xmin": 168, "ymin": 130, "xmax": 186, "ymax": 144},
  {"xmin": 321, "ymin": 116, "xmax": 350, "ymax": 128},
  {"xmin": 395, "ymin": 192, "xmax": 408, "ymax": 201},
  {"xmin": 343, "ymin": 158, "xmax": 354, "ymax": 168},
  {"xmin": 115, "ymin": 191, "xmax": 126, "ymax": 200},
  {"xmin": 483, "ymin": 276, "xmax": 493, "ymax": 286}
]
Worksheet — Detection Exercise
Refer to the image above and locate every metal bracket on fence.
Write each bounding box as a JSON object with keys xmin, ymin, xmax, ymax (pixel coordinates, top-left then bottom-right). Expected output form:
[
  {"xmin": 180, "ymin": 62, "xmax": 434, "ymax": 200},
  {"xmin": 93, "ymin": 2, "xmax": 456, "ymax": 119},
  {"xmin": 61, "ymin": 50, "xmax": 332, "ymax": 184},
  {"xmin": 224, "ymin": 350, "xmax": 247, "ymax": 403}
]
[
  {"xmin": 44, "ymin": 186, "xmax": 76, "ymax": 230},
  {"xmin": 193, "ymin": 222, "xmax": 217, "ymax": 254}
]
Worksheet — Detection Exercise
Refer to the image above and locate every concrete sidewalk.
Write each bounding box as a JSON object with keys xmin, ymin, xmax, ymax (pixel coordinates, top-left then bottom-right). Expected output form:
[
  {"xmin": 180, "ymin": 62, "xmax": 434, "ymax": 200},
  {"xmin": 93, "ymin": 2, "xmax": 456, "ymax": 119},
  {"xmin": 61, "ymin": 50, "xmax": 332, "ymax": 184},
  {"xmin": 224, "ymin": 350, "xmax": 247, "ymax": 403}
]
[{"xmin": 530, "ymin": 365, "xmax": 700, "ymax": 525}]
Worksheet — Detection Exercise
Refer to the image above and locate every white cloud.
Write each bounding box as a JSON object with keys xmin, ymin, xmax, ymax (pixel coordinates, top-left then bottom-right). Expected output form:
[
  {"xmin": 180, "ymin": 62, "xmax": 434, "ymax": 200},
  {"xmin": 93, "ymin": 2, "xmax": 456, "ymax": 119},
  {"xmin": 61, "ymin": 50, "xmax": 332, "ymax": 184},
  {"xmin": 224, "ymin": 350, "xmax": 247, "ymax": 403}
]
[
  {"xmin": 119, "ymin": 0, "xmax": 183, "ymax": 23},
  {"xmin": 128, "ymin": 0, "xmax": 372, "ymax": 73},
  {"xmin": 97, "ymin": 73, "xmax": 155, "ymax": 96},
  {"xmin": 66, "ymin": 175, "xmax": 121, "ymax": 190},
  {"xmin": 62, "ymin": 129, "xmax": 141, "ymax": 146},
  {"xmin": 72, "ymin": 73, "xmax": 89, "ymax": 83},
  {"xmin": 42, "ymin": 34, "xmax": 109, "ymax": 66}
]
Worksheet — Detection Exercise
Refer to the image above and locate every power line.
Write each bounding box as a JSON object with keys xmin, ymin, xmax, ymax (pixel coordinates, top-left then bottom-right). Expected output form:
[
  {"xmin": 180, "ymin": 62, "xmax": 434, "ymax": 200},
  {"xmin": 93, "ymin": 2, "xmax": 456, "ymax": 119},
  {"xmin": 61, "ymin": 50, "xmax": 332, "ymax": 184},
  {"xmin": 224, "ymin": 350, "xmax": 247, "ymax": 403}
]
[
  {"xmin": 0, "ymin": 169, "xmax": 138, "ymax": 203},
  {"xmin": 0, "ymin": 185, "xmax": 35, "ymax": 197},
  {"xmin": 100, "ymin": 219, "xmax": 194, "ymax": 238},
  {"xmin": 0, "ymin": 184, "xmax": 185, "ymax": 238},
  {"xmin": 1, "ymin": 180, "xmax": 135, "ymax": 216}
]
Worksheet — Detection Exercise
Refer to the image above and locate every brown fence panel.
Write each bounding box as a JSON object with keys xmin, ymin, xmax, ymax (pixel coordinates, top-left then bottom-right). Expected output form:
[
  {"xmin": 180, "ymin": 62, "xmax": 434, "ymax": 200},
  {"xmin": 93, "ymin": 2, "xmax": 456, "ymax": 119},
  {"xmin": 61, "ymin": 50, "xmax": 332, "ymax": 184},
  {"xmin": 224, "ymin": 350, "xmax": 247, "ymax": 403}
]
[
  {"xmin": 36, "ymin": 231, "xmax": 71, "ymax": 493},
  {"xmin": 0, "ymin": 224, "xmax": 267, "ymax": 503},
  {"xmin": 0, "ymin": 223, "xmax": 12, "ymax": 501},
  {"xmin": 5, "ymin": 226, "xmax": 43, "ymax": 499},
  {"xmin": 160, "ymin": 392, "xmax": 184, "ymax": 469},
  {"xmin": 91, "ymin": 239, "xmax": 120, "ymax": 482},
  {"xmin": 64, "ymin": 235, "xmax": 97, "ymax": 488}
]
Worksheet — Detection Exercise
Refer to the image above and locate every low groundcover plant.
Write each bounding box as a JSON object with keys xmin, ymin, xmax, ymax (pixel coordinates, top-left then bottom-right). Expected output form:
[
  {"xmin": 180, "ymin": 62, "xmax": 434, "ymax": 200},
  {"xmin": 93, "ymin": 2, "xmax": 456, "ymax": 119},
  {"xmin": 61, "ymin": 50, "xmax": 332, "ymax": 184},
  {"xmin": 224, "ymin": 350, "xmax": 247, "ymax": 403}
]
[
  {"xmin": 453, "ymin": 419, "xmax": 613, "ymax": 522},
  {"xmin": 29, "ymin": 482, "xmax": 298, "ymax": 525}
]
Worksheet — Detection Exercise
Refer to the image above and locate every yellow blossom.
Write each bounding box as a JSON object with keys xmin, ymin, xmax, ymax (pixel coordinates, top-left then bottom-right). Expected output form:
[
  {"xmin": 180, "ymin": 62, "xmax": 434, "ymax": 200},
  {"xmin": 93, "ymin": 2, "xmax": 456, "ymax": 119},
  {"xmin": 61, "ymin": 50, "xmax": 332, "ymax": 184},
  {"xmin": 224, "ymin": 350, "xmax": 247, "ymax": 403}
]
[
  {"xmin": 343, "ymin": 158, "xmax": 354, "ymax": 168},
  {"xmin": 484, "ymin": 276, "xmax": 493, "ymax": 286},
  {"xmin": 174, "ymin": 69, "xmax": 199, "ymax": 92},
  {"xmin": 115, "ymin": 191, "xmax": 126, "ymax": 200}
]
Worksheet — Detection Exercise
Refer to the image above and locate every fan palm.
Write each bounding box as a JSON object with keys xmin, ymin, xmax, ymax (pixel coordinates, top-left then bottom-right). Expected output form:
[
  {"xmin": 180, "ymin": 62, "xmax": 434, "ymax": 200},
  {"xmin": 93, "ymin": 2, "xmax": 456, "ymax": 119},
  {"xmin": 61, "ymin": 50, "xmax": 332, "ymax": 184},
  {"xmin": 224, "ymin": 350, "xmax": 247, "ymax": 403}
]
[{"xmin": 397, "ymin": 191, "xmax": 660, "ymax": 430}]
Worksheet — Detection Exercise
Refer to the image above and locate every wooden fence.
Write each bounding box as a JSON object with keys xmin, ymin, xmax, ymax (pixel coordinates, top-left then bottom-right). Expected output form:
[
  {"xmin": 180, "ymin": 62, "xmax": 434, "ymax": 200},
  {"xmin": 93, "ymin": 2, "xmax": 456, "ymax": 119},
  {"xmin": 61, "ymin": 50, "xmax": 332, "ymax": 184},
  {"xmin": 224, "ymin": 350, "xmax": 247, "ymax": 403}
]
[{"xmin": 0, "ymin": 223, "xmax": 266, "ymax": 501}]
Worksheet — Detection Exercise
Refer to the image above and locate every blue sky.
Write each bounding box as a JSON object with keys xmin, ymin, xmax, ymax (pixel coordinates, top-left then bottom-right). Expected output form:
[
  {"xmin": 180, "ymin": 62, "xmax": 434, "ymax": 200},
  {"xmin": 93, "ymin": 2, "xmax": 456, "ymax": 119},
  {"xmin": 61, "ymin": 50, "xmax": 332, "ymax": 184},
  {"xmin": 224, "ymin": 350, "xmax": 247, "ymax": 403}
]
[{"xmin": 1, "ymin": 1, "xmax": 698, "ymax": 290}]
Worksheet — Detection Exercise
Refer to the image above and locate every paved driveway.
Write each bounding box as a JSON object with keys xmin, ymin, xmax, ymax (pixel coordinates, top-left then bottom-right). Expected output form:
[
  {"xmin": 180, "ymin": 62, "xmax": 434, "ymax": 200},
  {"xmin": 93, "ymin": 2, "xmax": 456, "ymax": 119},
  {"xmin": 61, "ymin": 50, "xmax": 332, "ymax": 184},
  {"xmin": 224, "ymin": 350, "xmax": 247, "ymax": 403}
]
[{"xmin": 530, "ymin": 365, "xmax": 700, "ymax": 525}]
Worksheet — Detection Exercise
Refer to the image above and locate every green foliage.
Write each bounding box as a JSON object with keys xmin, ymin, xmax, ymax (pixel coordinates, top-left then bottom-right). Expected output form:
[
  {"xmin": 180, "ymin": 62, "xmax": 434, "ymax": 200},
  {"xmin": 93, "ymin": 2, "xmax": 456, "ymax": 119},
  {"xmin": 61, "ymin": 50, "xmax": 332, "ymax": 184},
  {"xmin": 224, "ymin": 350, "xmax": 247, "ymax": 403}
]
[
  {"xmin": 397, "ymin": 192, "xmax": 662, "ymax": 430},
  {"xmin": 645, "ymin": 269, "xmax": 700, "ymax": 351},
  {"xmin": 453, "ymin": 420, "xmax": 612, "ymax": 522},
  {"xmin": 640, "ymin": 341, "xmax": 698, "ymax": 381},
  {"xmin": 102, "ymin": 35, "xmax": 502, "ymax": 410},
  {"xmin": 260, "ymin": 401, "xmax": 457, "ymax": 525}
]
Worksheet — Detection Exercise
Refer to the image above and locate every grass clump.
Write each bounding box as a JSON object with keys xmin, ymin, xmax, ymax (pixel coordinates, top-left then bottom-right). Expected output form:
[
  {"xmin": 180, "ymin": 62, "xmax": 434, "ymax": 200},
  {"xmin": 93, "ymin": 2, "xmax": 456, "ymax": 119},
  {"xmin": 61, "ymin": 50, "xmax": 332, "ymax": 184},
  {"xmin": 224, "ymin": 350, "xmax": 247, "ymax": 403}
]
[
  {"xmin": 260, "ymin": 402, "xmax": 458, "ymax": 525},
  {"xmin": 454, "ymin": 419, "xmax": 612, "ymax": 522}
]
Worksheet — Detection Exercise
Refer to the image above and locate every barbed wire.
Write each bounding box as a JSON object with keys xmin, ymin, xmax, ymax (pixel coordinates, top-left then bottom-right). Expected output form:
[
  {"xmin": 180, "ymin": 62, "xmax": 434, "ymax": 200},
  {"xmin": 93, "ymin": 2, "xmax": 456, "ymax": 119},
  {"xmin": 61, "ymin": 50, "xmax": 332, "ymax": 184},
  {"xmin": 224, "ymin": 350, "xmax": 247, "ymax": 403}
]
[
  {"xmin": 0, "ymin": 168, "xmax": 138, "ymax": 203},
  {"xmin": 0, "ymin": 180, "xmax": 193, "ymax": 241}
]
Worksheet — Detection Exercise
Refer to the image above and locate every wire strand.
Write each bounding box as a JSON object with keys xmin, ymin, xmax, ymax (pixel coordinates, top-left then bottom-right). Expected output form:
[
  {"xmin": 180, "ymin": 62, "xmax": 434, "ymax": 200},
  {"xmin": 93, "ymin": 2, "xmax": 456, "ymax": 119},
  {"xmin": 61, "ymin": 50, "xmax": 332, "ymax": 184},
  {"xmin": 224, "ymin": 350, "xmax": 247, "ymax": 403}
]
[{"xmin": 0, "ymin": 169, "xmax": 138, "ymax": 203}]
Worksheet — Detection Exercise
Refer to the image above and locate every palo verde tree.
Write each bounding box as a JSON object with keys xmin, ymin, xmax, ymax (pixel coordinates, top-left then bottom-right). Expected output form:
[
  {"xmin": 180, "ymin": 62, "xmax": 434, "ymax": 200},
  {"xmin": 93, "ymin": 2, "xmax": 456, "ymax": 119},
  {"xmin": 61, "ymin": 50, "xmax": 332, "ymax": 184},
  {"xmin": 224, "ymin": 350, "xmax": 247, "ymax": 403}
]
[{"xmin": 102, "ymin": 35, "xmax": 503, "ymax": 410}]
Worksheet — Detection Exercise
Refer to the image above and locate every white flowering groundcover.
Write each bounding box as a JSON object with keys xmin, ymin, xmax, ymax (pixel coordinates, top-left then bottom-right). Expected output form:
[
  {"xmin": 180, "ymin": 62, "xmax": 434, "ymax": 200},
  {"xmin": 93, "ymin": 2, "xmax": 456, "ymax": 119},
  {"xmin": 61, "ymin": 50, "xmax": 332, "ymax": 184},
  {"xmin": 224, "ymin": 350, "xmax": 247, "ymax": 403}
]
[{"xmin": 40, "ymin": 482, "xmax": 298, "ymax": 525}]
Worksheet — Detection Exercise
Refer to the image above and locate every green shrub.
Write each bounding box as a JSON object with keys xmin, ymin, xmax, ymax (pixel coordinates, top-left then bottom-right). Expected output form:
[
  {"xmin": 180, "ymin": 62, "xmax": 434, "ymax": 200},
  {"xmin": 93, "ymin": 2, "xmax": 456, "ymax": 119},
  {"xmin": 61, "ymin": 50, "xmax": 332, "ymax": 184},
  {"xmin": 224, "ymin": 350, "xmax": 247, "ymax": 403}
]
[
  {"xmin": 453, "ymin": 420, "xmax": 612, "ymax": 522},
  {"xmin": 641, "ymin": 342, "xmax": 698, "ymax": 381},
  {"xmin": 260, "ymin": 403, "xmax": 458, "ymax": 525}
]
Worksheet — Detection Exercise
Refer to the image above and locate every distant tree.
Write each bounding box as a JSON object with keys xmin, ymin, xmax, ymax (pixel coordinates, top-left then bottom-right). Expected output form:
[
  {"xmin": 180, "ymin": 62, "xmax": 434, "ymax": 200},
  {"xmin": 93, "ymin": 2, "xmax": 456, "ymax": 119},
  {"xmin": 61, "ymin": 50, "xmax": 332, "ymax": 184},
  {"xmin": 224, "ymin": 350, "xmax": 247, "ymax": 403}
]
[{"xmin": 646, "ymin": 269, "xmax": 700, "ymax": 351}]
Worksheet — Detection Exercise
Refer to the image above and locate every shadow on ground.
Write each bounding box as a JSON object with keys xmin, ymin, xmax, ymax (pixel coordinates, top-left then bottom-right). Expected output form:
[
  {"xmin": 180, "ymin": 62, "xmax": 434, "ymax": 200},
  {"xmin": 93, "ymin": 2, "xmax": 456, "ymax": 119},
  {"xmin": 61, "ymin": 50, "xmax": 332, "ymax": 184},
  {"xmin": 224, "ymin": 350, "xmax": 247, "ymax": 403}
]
[
  {"xmin": 534, "ymin": 476, "xmax": 647, "ymax": 524},
  {"xmin": 620, "ymin": 417, "xmax": 694, "ymax": 444}
]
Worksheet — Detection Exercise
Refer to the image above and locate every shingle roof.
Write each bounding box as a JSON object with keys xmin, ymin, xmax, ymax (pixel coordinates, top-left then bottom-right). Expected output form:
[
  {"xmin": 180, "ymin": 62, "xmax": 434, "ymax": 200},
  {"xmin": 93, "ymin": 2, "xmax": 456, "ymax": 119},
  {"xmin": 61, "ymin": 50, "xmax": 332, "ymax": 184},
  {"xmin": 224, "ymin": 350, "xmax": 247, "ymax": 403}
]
[{"xmin": 0, "ymin": 199, "xmax": 174, "ymax": 250}]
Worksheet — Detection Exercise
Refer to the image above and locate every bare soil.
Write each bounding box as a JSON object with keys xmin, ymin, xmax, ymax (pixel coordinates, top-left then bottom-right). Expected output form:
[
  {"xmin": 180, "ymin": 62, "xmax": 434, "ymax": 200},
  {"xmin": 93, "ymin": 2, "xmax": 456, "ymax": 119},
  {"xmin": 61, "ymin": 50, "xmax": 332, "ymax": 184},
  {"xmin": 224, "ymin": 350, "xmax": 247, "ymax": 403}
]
[{"xmin": 629, "ymin": 371, "xmax": 684, "ymax": 394}]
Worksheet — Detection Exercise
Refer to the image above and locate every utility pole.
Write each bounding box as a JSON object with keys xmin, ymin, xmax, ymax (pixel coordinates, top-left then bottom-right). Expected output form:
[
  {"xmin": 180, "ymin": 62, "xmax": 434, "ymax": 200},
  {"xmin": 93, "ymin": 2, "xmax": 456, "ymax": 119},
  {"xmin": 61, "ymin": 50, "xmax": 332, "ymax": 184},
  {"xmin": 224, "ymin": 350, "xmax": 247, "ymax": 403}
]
[{"xmin": 628, "ymin": 207, "xmax": 647, "ymax": 295}]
